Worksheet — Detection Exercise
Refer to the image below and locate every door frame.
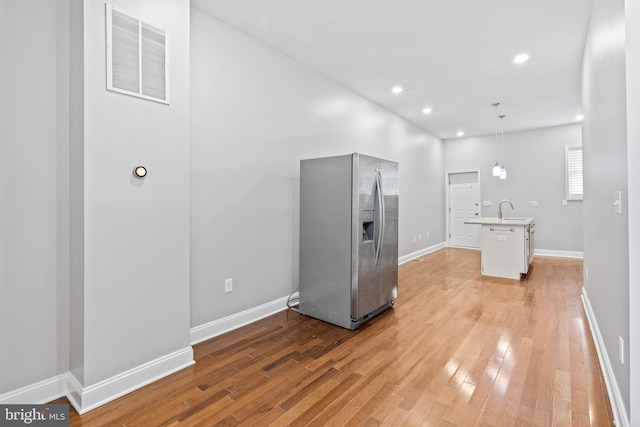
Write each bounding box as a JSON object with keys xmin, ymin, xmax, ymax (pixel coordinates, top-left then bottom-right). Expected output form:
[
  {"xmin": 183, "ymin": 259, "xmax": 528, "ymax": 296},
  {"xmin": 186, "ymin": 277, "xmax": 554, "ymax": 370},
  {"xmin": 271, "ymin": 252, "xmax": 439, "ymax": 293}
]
[{"xmin": 445, "ymin": 169, "xmax": 481, "ymax": 248}]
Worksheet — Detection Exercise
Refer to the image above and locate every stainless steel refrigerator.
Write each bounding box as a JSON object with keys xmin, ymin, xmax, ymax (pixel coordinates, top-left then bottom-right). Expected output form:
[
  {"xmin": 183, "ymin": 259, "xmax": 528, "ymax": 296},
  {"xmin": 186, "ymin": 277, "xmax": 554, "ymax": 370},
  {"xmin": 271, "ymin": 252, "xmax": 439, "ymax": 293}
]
[{"xmin": 299, "ymin": 153, "xmax": 399, "ymax": 329}]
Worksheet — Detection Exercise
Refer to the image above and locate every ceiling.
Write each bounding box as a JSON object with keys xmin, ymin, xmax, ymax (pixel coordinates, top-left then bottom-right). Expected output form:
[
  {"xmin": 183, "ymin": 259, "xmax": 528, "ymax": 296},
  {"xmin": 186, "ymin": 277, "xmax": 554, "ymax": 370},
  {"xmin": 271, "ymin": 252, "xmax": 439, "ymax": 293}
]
[{"xmin": 192, "ymin": 0, "xmax": 592, "ymax": 140}]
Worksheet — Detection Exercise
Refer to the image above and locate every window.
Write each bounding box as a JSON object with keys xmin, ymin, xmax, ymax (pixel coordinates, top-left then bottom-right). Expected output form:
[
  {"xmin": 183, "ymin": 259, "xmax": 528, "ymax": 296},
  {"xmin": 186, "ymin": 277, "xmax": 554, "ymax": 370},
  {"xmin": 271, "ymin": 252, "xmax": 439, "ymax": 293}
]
[
  {"xmin": 566, "ymin": 144, "xmax": 583, "ymax": 200},
  {"xmin": 106, "ymin": 4, "xmax": 169, "ymax": 104}
]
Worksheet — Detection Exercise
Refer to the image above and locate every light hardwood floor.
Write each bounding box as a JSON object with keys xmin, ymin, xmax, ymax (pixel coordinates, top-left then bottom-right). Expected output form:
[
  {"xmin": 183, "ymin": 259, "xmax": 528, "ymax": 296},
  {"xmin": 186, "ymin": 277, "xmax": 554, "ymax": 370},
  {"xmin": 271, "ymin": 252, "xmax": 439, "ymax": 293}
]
[{"xmin": 54, "ymin": 248, "xmax": 614, "ymax": 426}]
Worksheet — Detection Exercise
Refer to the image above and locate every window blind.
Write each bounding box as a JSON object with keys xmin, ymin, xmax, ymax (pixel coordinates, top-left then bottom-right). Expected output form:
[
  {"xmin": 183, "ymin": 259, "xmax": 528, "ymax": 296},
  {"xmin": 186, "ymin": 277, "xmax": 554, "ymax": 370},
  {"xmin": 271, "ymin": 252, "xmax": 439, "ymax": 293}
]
[{"xmin": 566, "ymin": 145, "xmax": 583, "ymax": 200}]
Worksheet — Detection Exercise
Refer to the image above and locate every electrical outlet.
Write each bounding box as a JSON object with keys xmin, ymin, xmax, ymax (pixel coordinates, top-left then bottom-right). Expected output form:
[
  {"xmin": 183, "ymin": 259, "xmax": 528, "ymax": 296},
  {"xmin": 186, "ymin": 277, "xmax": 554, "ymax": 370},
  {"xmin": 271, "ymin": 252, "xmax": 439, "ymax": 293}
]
[
  {"xmin": 225, "ymin": 278, "xmax": 233, "ymax": 293},
  {"xmin": 620, "ymin": 336, "xmax": 624, "ymax": 364},
  {"xmin": 531, "ymin": 201, "xmax": 538, "ymax": 207}
]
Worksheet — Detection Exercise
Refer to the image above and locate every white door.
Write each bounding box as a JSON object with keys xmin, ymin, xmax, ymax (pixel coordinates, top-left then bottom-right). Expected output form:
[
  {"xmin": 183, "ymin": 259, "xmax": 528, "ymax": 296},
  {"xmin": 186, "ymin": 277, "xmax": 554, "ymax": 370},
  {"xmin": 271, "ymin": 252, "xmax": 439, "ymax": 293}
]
[{"xmin": 449, "ymin": 177, "xmax": 480, "ymax": 248}]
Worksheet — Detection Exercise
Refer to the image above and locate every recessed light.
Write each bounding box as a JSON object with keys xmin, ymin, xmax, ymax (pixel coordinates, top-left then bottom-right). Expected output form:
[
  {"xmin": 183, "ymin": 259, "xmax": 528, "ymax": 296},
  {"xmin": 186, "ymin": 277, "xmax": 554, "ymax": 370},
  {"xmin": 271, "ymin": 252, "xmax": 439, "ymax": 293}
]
[
  {"xmin": 514, "ymin": 53, "xmax": 530, "ymax": 64},
  {"xmin": 575, "ymin": 114, "xmax": 584, "ymax": 121},
  {"xmin": 391, "ymin": 86, "xmax": 404, "ymax": 94},
  {"xmin": 422, "ymin": 107, "xmax": 433, "ymax": 114},
  {"xmin": 457, "ymin": 131, "xmax": 465, "ymax": 137}
]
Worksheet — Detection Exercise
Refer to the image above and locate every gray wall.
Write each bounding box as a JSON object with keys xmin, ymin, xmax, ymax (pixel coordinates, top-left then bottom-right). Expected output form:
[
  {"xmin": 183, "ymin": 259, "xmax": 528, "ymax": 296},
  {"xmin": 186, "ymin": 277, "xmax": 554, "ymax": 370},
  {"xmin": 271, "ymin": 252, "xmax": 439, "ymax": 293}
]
[
  {"xmin": 0, "ymin": 0, "xmax": 445, "ymax": 399},
  {"xmin": 625, "ymin": 0, "xmax": 640, "ymax": 422},
  {"xmin": 189, "ymin": 6, "xmax": 445, "ymax": 328},
  {"xmin": 443, "ymin": 124, "xmax": 583, "ymax": 253},
  {"xmin": 68, "ymin": 0, "xmax": 84, "ymax": 385},
  {"xmin": 56, "ymin": 0, "xmax": 71, "ymax": 382},
  {"xmin": 0, "ymin": 0, "xmax": 62, "ymax": 394},
  {"xmin": 582, "ymin": 0, "xmax": 630, "ymax": 416},
  {"xmin": 15, "ymin": 0, "xmax": 636, "ymax": 414},
  {"xmin": 77, "ymin": 0, "xmax": 192, "ymax": 386},
  {"xmin": 1, "ymin": 0, "xmax": 192, "ymax": 397}
]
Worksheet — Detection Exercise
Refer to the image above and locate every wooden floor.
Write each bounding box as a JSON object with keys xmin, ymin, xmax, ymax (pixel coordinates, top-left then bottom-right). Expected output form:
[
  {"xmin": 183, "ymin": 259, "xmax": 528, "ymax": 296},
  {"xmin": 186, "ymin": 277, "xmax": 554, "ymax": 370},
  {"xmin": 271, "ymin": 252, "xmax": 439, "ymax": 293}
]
[{"xmin": 54, "ymin": 248, "xmax": 614, "ymax": 426}]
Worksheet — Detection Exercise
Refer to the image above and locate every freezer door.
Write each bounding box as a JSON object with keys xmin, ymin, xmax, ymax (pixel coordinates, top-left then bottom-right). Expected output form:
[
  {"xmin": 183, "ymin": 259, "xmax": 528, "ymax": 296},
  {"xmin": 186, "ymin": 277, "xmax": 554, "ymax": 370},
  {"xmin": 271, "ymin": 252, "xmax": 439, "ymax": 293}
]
[{"xmin": 351, "ymin": 155, "xmax": 399, "ymax": 320}]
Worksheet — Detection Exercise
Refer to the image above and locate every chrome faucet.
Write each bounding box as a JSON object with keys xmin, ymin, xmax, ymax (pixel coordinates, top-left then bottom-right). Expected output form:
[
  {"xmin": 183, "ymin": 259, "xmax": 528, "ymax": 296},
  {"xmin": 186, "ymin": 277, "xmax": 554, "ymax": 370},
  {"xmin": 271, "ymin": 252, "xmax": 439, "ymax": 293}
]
[{"xmin": 498, "ymin": 199, "xmax": 514, "ymax": 220}]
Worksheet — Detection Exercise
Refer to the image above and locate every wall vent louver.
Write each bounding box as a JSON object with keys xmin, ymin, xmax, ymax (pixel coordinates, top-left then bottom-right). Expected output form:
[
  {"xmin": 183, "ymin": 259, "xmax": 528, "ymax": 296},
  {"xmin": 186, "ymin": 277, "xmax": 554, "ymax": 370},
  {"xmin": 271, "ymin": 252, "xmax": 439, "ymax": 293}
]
[{"xmin": 106, "ymin": 4, "xmax": 169, "ymax": 104}]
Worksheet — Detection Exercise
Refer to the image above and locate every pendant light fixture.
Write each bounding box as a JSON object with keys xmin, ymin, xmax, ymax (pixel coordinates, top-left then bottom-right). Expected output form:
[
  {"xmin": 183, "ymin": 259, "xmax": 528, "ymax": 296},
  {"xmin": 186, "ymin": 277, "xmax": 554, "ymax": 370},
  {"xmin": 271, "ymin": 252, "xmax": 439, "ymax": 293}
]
[
  {"xmin": 498, "ymin": 114, "xmax": 507, "ymax": 179},
  {"xmin": 491, "ymin": 102, "xmax": 502, "ymax": 176}
]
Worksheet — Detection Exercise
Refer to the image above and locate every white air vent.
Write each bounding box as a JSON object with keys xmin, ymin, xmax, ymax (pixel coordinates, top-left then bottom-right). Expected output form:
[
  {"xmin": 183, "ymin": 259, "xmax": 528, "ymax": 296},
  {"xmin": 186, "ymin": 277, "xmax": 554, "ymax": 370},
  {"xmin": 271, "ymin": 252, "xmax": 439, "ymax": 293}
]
[{"xmin": 106, "ymin": 4, "xmax": 169, "ymax": 104}]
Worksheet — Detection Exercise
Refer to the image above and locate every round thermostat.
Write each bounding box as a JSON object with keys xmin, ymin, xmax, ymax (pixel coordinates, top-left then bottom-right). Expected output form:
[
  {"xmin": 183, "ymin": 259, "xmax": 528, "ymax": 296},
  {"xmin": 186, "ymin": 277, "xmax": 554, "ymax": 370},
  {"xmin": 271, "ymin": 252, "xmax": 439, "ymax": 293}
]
[{"xmin": 133, "ymin": 166, "xmax": 147, "ymax": 178}]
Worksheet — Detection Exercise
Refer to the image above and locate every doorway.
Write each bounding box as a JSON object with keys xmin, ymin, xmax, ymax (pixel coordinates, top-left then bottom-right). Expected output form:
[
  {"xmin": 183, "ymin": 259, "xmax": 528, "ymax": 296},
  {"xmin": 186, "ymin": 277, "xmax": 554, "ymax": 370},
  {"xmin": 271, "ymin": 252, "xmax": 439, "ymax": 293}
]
[{"xmin": 447, "ymin": 171, "xmax": 481, "ymax": 248}]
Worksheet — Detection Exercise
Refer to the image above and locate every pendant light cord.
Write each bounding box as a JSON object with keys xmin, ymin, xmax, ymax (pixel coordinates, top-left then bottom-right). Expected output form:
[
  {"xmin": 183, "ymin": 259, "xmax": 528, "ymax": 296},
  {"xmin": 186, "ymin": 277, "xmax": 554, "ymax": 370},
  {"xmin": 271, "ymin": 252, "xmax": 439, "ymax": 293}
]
[
  {"xmin": 498, "ymin": 114, "xmax": 507, "ymax": 179},
  {"xmin": 499, "ymin": 114, "xmax": 506, "ymax": 151},
  {"xmin": 492, "ymin": 102, "xmax": 500, "ymax": 162}
]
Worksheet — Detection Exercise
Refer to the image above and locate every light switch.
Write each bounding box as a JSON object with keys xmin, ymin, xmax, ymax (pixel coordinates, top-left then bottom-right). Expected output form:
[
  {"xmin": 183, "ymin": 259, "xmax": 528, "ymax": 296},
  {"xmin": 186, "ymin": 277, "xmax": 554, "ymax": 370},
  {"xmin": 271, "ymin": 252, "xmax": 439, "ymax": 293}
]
[{"xmin": 614, "ymin": 191, "xmax": 622, "ymax": 214}]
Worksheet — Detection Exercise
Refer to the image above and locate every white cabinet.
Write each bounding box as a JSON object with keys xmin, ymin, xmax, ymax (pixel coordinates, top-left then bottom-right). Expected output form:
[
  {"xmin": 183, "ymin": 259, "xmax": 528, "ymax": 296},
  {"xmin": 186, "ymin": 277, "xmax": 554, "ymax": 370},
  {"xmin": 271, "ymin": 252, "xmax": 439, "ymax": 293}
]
[{"xmin": 481, "ymin": 222, "xmax": 534, "ymax": 279}]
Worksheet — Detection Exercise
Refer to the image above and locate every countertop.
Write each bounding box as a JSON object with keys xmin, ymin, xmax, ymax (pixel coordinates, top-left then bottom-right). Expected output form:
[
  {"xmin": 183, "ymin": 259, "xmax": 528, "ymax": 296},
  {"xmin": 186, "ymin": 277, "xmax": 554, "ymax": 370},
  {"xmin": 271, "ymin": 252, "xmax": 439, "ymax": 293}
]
[{"xmin": 464, "ymin": 217, "xmax": 535, "ymax": 226}]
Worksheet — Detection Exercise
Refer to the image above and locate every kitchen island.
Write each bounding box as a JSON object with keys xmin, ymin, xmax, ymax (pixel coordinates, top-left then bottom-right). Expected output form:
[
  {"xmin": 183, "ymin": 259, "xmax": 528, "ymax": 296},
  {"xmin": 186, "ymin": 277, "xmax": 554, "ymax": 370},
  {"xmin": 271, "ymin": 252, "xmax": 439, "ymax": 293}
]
[{"xmin": 465, "ymin": 217, "xmax": 535, "ymax": 279}]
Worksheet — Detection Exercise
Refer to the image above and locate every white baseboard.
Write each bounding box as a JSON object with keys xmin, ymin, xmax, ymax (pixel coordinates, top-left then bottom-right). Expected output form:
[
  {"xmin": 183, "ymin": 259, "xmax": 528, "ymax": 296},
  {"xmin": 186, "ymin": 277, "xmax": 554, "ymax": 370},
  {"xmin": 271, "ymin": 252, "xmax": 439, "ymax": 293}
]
[
  {"xmin": 191, "ymin": 244, "xmax": 452, "ymax": 345},
  {"xmin": 581, "ymin": 288, "xmax": 629, "ymax": 427},
  {"xmin": 0, "ymin": 373, "xmax": 67, "ymax": 405},
  {"xmin": 191, "ymin": 245, "xmax": 455, "ymax": 346},
  {"xmin": 534, "ymin": 249, "xmax": 583, "ymax": 259},
  {"xmin": 1, "ymin": 348, "xmax": 194, "ymax": 415},
  {"xmin": 190, "ymin": 295, "xmax": 292, "ymax": 345},
  {"xmin": 398, "ymin": 242, "xmax": 446, "ymax": 265},
  {"xmin": 442, "ymin": 245, "xmax": 583, "ymax": 260},
  {"xmin": 67, "ymin": 346, "xmax": 194, "ymax": 415}
]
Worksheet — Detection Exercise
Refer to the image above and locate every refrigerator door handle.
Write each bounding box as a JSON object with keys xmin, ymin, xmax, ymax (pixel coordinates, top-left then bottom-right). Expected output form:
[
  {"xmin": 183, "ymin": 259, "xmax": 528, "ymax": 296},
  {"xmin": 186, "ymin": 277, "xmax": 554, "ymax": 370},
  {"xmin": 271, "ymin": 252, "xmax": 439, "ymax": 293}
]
[{"xmin": 375, "ymin": 170, "xmax": 385, "ymax": 265}]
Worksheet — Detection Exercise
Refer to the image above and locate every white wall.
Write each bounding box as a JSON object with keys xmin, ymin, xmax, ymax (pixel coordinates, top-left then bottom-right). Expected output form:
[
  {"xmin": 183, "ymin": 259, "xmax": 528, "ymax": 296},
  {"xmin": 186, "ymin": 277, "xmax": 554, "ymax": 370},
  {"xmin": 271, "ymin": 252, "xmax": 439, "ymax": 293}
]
[
  {"xmin": 75, "ymin": 0, "xmax": 192, "ymax": 388},
  {"xmin": 1, "ymin": 0, "xmax": 443, "ymax": 408},
  {"xmin": 12, "ymin": 0, "xmax": 625, "ymax": 415},
  {"xmin": 189, "ymin": 6, "xmax": 444, "ymax": 329},
  {"xmin": 443, "ymin": 124, "xmax": 583, "ymax": 253},
  {"xmin": 56, "ymin": 0, "xmax": 71, "ymax": 383},
  {"xmin": 582, "ymin": 0, "xmax": 630, "ymax": 420},
  {"xmin": 1, "ymin": 0, "xmax": 193, "ymax": 407},
  {"xmin": 68, "ymin": 0, "xmax": 84, "ymax": 385},
  {"xmin": 625, "ymin": 0, "xmax": 640, "ymax": 424},
  {"xmin": 0, "ymin": 0, "xmax": 62, "ymax": 394}
]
